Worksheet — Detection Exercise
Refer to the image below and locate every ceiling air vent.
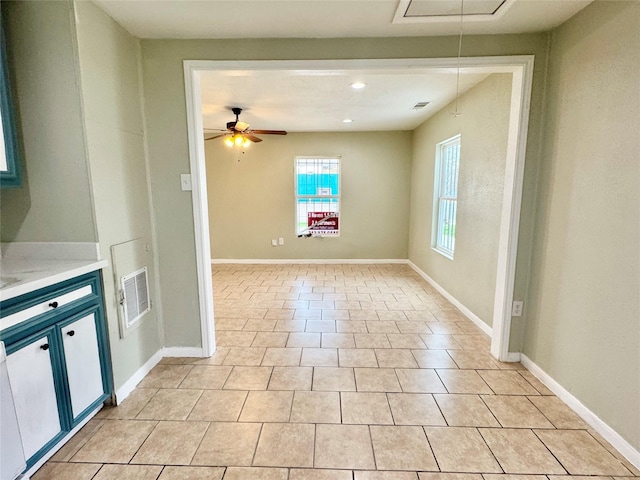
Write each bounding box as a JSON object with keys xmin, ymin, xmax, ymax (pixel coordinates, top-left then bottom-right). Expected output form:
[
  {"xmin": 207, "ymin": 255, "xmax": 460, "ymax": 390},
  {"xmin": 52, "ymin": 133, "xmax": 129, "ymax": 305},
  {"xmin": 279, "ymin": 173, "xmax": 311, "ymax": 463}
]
[
  {"xmin": 120, "ymin": 267, "xmax": 150, "ymax": 328},
  {"xmin": 413, "ymin": 102, "xmax": 430, "ymax": 110}
]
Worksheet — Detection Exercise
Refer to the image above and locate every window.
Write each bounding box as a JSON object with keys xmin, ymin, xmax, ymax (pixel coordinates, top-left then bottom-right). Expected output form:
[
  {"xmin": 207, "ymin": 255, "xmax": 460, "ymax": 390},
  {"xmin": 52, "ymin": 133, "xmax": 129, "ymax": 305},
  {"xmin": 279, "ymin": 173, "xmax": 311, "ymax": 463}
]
[
  {"xmin": 432, "ymin": 135, "xmax": 460, "ymax": 259},
  {"xmin": 295, "ymin": 157, "xmax": 340, "ymax": 236}
]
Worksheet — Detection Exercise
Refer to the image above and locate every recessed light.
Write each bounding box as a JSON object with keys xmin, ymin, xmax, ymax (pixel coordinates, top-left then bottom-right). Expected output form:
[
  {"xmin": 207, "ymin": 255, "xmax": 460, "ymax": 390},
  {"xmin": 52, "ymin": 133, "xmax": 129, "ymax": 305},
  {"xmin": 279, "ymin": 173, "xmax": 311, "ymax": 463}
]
[
  {"xmin": 342, "ymin": 118, "xmax": 354, "ymax": 124},
  {"xmin": 349, "ymin": 82, "xmax": 366, "ymax": 90}
]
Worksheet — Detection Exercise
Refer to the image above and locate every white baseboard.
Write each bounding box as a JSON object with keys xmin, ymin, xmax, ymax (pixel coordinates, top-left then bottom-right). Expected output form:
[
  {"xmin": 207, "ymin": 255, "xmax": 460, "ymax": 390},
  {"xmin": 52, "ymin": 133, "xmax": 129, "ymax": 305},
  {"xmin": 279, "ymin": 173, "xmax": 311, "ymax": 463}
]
[
  {"xmin": 211, "ymin": 258, "xmax": 407, "ymax": 265},
  {"xmin": 504, "ymin": 352, "xmax": 521, "ymax": 362},
  {"xmin": 521, "ymin": 354, "xmax": 640, "ymax": 470},
  {"xmin": 163, "ymin": 346, "xmax": 205, "ymax": 357},
  {"xmin": 407, "ymin": 261, "xmax": 492, "ymax": 337},
  {"xmin": 114, "ymin": 349, "xmax": 163, "ymax": 404},
  {"xmin": 114, "ymin": 347, "xmax": 205, "ymax": 405}
]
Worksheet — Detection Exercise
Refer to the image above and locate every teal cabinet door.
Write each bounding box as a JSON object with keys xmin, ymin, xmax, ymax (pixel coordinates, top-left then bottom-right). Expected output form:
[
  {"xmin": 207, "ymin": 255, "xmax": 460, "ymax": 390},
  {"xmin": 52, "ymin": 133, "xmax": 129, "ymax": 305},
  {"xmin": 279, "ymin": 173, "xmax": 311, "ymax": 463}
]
[
  {"xmin": 60, "ymin": 311, "xmax": 107, "ymax": 421},
  {"xmin": 6, "ymin": 328, "xmax": 63, "ymax": 462}
]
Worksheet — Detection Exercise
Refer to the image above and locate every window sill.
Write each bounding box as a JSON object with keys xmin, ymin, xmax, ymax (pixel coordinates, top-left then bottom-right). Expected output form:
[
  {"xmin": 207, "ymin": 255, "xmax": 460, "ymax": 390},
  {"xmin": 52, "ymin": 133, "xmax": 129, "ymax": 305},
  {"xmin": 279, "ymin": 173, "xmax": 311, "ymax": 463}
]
[{"xmin": 432, "ymin": 247, "xmax": 454, "ymax": 260}]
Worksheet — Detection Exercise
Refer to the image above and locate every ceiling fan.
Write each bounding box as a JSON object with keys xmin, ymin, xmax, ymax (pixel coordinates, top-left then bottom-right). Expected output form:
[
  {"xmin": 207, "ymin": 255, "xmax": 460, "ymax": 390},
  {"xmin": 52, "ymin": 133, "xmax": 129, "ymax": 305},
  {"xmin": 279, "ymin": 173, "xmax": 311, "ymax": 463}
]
[{"xmin": 204, "ymin": 107, "xmax": 287, "ymax": 146}]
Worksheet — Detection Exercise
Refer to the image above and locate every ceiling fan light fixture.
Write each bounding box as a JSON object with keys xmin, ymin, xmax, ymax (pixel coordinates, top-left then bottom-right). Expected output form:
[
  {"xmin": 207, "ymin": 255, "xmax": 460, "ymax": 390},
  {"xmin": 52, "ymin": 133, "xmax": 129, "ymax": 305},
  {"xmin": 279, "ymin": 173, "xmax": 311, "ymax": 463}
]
[
  {"xmin": 208, "ymin": 107, "xmax": 287, "ymax": 149},
  {"xmin": 349, "ymin": 82, "xmax": 366, "ymax": 89},
  {"xmin": 342, "ymin": 118, "xmax": 354, "ymax": 124}
]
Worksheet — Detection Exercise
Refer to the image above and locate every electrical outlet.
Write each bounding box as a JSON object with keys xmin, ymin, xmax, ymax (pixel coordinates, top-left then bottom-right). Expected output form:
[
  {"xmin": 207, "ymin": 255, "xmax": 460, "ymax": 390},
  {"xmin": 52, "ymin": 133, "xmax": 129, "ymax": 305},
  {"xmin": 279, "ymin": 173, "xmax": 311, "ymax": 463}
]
[
  {"xmin": 512, "ymin": 301, "xmax": 524, "ymax": 317},
  {"xmin": 278, "ymin": 237, "xmax": 284, "ymax": 245},
  {"xmin": 271, "ymin": 239, "xmax": 278, "ymax": 247}
]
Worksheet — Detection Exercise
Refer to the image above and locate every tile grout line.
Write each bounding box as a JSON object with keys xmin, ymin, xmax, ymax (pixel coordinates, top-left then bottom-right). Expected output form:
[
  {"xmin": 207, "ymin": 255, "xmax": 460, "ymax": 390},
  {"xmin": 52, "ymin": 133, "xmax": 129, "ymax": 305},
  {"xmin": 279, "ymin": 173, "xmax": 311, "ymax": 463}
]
[
  {"xmin": 421, "ymin": 425, "xmax": 441, "ymax": 473},
  {"xmin": 367, "ymin": 425, "xmax": 378, "ymax": 471},
  {"xmin": 384, "ymin": 392, "xmax": 398, "ymax": 426},
  {"xmin": 530, "ymin": 428, "xmax": 570, "ymax": 475},
  {"xmin": 249, "ymin": 422, "xmax": 264, "ymax": 468},
  {"xmin": 478, "ymin": 393, "xmax": 504, "ymax": 428},
  {"xmin": 431, "ymin": 393, "xmax": 450, "ymax": 427},
  {"xmin": 474, "ymin": 426, "xmax": 506, "ymax": 474},
  {"xmin": 185, "ymin": 420, "xmax": 212, "ymax": 467}
]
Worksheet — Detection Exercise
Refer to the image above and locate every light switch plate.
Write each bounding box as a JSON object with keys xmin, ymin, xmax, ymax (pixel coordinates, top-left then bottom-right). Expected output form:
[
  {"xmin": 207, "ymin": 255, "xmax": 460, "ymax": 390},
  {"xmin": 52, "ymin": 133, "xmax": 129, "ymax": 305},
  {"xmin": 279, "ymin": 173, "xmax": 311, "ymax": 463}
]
[
  {"xmin": 180, "ymin": 174, "xmax": 192, "ymax": 191},
  {"xmin": 512, "ymin": 301, "xmax": 524, "ymax": 317}
]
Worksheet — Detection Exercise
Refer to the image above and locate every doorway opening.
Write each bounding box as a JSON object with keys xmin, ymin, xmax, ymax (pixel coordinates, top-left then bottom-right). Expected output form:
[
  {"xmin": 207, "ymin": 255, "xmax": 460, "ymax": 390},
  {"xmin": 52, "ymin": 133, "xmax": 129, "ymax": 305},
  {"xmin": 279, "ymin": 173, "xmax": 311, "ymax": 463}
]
[{"xmin": 183, "ymin": 57, "xmax": 534, "ymax": 362}]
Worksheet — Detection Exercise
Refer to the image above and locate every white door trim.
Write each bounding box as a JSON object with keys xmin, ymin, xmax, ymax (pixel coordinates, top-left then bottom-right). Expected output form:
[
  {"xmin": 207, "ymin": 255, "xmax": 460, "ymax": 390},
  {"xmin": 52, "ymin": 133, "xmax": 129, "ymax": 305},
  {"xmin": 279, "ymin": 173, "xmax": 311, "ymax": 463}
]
[
  {"xmin": 491, "ymin": 60, "xmax": 534, "ymax": 360},
  {"xmin": 183, "ymin": 66, "xmax": 216, "ymax": 356},
  {"xmin": 183, "ymin": 56, "xmax": 534, "ymax": 361}
]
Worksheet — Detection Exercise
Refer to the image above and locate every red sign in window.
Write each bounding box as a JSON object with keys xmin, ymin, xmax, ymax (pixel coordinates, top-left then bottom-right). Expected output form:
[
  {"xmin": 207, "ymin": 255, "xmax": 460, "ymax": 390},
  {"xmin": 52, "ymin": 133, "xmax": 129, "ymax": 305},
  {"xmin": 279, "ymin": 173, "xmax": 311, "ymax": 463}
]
[{"xmin": 308, "ymin": 212, "xmax": 339, "ymax": 235}]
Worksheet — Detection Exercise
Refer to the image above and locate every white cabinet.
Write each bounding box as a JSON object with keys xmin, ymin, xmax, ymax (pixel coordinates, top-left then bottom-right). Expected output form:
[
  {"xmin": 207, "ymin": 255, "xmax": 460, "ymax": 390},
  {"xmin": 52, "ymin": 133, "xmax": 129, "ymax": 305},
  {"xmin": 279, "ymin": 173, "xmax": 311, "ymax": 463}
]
[
  {"xmin": 0, "ymin": 341, "xmax": 26, "ymax": 480},
  {"xmin": 0, "ymin": 271, "xmax": 112, "ymax": 473},
  {"xmin": 61, "ymin": 313, "xmax": 104, "ymax": 419},
  {"xmin": 6, "ymin": 329, "xmax": 62, "ymax": 460}
]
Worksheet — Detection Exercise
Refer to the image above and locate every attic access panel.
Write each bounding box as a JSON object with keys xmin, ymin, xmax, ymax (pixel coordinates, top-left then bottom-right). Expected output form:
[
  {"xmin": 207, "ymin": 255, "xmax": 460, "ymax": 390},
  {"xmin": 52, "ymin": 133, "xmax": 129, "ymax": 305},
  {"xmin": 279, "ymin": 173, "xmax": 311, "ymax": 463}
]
[
  {"xmin": 111, "ymin": 238, "xmax": 153, "ymax": 338},
  {"xmin": 395, "ymin": 0, "xmax": 515, "ymax": 22}
]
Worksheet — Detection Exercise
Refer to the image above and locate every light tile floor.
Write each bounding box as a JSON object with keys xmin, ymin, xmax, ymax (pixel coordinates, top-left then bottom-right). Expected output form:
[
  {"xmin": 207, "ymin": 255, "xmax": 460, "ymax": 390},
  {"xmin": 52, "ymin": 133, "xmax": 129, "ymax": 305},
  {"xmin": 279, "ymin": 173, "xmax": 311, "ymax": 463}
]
[{"xmin": 35, "ymin": 264, "xmax": 639, "ymax": 480}]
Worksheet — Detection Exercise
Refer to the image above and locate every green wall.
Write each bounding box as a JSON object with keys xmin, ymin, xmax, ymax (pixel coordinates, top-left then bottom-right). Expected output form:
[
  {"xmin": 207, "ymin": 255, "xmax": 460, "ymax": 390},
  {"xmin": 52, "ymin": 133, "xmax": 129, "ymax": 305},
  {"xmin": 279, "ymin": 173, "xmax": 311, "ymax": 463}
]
[
  {"xmin": 74, "ymin": 0, "xmax": 163, "ymax": 392},
  {"xmin": 524, "ymin": 1, "xmax": 640, "ymax": 450},
  {"xmin": 409, "ymin": 73, "xmax": 512, "ymax": 327},
  {"xmin": 207, "ymin": 131, "xmax": 411, "ymax": 260},
  {"xmin": 0, "ymin": 1, "xmax": 97, "ymax": 242}
]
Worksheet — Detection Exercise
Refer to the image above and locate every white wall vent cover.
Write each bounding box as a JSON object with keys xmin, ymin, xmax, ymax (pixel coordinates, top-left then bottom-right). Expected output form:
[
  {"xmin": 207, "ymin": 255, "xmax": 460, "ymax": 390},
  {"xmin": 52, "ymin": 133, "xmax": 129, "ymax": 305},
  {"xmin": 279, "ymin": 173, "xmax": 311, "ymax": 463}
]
[{"xmin": 120, "ymin": 267, "xmax": 150, "ymax": 328}]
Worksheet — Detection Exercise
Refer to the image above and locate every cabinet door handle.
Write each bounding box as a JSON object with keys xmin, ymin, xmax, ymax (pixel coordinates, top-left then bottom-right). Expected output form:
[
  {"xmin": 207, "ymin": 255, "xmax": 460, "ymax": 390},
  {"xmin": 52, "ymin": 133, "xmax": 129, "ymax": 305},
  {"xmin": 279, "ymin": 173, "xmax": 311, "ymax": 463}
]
[
  {"xmin": 66, "ymin": 330, "xmax": 75, "ymax": 337},
  {"xmin": 49, "ymin": 301, "xmax": 59, "ymax": 309},
  {"xmin": 40, "ymin": 343, "xmax": 50, "ymax": 351}
]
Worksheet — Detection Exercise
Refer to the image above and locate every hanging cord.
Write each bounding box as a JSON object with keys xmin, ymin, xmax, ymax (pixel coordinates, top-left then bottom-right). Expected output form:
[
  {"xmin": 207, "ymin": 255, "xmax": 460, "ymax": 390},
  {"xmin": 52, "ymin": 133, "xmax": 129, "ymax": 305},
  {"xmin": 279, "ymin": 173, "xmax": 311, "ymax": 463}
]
[{"xmin": 452, "ymin": 0, "xmax": 464, "ymax": 117}]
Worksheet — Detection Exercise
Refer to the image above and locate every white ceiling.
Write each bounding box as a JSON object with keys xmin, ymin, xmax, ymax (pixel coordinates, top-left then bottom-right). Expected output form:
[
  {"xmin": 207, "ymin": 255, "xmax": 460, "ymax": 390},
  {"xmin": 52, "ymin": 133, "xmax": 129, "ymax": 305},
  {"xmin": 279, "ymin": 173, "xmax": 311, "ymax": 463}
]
[
  {"xmin": 200, "ymin": 67, "xmax": 491, "ymax": 132},
  {"xmin": 94, "ymin": 0, "xmax": 591, "ymax": 39},
  {"xmin": 92, "ymin": 0, "xmax": 592, "ymax": 135}
]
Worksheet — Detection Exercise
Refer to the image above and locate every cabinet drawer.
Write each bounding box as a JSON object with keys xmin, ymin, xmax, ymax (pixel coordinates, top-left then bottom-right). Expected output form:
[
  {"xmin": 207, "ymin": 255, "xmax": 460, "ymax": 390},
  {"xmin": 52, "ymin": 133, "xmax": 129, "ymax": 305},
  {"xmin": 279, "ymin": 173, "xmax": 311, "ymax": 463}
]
[
  {"xmin": 0, "ymin": 272, "xmax": 102, "ymax": 337},
  {"xmin": 1, "ymin": 285, "xmax": 93, "ymax": 332}
]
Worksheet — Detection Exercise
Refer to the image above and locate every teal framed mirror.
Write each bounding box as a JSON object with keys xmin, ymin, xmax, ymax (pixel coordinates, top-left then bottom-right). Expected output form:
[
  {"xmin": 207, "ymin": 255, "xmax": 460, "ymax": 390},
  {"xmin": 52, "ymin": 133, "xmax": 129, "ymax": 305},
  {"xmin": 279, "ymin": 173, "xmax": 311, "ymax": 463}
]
[{"xmin": 1, "ymin": 11, "xmax": 22, "ymax": 188}]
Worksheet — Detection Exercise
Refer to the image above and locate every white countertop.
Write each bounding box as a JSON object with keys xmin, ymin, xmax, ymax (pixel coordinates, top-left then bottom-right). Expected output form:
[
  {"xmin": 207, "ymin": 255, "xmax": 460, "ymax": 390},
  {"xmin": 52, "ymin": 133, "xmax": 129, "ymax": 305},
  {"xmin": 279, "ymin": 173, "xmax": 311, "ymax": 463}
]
[
  {"xmin": 0, "ymin": 259, "xmax": 108, "ymax": 302},
  {"xmin": 0, "ymin": 243, "xmax": 107, "ymax": 302}
]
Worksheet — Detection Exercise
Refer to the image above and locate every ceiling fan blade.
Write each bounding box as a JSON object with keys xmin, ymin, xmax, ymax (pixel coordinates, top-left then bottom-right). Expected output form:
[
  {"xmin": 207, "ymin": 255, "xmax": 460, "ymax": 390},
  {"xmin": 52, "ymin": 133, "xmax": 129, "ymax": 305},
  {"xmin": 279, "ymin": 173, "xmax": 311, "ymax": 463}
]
[
  {"xmin": 204, "ymin": 128, "xmax": 228, "ymax": 131},
  {"xmin": 235, "ymin": 121, "xmax": 250, "ymax": 132},
  {"xmin": 244, "ymin": 134, "xmax": 263, "ymax": 143},
  {"xmin": 250, "ymin": 129, "xmax": 287, "ymax": 135},
  {"xmin": 205, "ymin": 134, "xmax": 228, "ymax": 141}
]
